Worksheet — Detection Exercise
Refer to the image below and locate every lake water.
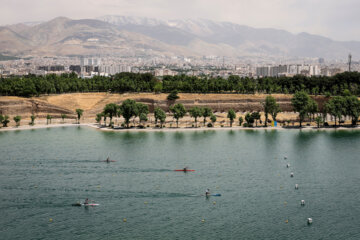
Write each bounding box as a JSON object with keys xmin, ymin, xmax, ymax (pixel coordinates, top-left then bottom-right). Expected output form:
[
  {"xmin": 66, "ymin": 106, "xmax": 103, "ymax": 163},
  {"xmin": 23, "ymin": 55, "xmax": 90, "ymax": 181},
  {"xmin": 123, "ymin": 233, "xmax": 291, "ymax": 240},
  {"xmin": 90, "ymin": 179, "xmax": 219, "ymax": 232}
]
[{"xmin": 0, "ymin": 127, "xmax": 360, "ymax": 240}]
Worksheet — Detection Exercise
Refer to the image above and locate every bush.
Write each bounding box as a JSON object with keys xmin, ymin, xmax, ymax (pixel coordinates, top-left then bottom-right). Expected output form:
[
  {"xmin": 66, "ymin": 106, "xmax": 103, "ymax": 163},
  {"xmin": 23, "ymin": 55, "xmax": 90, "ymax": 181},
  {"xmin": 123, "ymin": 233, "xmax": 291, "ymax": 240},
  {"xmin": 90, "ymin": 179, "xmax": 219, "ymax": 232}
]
[
  {"xmin": 207, "ymin": 123, "xmax": 213, "ymax": 128},
  {"xmin": 121, "ymin": 123, "xmax": 125, "ymax": 127},
  {"xmin": 221, "ymin": 125, "xmax": 224, "ymax": 127},
  {"xmin": 324, "ymin": 122, "xmax": 329, "ymax": 127},
  {"xmin": 167, "ymin": 90, "xmax": 179, "ymax": 101},
  {"xmin": 147, "ymin": 125, "xmax": 150, "ymax": 128}
]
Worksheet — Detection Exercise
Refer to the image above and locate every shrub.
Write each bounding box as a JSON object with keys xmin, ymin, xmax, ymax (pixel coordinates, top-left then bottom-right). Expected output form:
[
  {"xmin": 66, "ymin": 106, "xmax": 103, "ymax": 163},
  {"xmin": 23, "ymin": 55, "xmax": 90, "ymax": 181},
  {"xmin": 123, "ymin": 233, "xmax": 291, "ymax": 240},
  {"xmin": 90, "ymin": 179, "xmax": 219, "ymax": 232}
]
[
  {"xmin": 207, "ymin": 123, "xmax": 213, "ymax": 128},
  {"xmin": 167, "ymin": 90, "xmax": 179, "ymax": 101}
]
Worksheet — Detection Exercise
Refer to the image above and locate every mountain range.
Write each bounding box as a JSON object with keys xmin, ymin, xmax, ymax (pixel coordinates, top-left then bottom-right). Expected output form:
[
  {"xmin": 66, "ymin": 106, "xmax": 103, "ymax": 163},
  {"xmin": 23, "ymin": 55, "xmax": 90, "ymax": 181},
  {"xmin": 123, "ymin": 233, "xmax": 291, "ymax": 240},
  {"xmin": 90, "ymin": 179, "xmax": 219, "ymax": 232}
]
[{"xmin": 0, "ymin": 15, "xmax": 359, "ymax": 60}]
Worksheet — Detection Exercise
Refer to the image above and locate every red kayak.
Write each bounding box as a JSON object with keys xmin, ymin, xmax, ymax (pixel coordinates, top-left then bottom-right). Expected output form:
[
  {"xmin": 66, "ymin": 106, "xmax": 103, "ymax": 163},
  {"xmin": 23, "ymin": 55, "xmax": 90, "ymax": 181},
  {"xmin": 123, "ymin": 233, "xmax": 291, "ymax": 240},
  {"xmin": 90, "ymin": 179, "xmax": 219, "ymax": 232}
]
[{"xmin": 174, "ymin": 169, "xmax": 195, "ymax": 172}]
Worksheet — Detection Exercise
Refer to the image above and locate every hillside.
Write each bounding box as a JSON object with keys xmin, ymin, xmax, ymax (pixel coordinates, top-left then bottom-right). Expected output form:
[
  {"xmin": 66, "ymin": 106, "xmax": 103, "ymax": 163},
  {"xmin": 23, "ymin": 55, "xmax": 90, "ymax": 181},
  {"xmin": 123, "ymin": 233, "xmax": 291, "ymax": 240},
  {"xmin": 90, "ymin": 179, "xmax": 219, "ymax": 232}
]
[{"xmin": 0, "ymin": 16, "xmax": 359, "ymax": 59}]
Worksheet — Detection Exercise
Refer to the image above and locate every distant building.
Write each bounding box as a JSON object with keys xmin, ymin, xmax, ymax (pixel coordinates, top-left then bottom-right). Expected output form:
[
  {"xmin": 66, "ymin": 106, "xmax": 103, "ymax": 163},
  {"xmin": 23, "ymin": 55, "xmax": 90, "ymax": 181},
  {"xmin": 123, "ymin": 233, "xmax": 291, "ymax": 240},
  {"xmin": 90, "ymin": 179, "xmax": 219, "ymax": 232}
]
[{"xmin": 70, "ymin": 65, "xmax": 81, "ymax": 74}]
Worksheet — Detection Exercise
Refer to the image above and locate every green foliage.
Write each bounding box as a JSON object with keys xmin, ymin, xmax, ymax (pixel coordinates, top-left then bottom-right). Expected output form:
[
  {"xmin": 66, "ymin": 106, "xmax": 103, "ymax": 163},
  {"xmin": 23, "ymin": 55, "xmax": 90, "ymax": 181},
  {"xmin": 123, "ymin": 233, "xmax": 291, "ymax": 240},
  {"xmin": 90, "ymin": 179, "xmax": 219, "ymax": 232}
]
[
  {"xmin": 61, "ymin": 114, "xmax": 67, "ymax": 123},
  {"xmin": 154, "ymin": 107, "xmax": 166, "ymax": 128},
  {"xmin": 306, "ymin": 99, "xmax": 319, "ymax": 122},
  {"xmin": 95, "ymin": 113, "xmax": 102, "ymax": 124},
  {"xmin": 2, "ymin": 72, "xmax": 360, "ymax": 97},
  {"xmin": 170, "ymin": 103, "xmax": 186, "ymax": 127},
  {"xmin": 103, "ymin": 103, "xmax": 119, "ymax": 124},
  {"xmin": 291, "ymin": 91, "xmax": 311, "ymax": 127},
  {"xmin": 1, "ymin": 115, "xmax": 10, "ymax": 127},
  {"xmin": 227, "ymin": 109, "xmax": 236, "ymax": 127},
  {"xmin": 139, "ymin": 113, "xmax": 148, "ymax": 123},
  {"xmin": 207, "ymin": 123, "xmax": 213, "ymax": 128},
  {"xmin": 30, "ymin": 115, "xmax": 36, "ymax": 125},
  {"xmin": 251, "ymin": 112, "xmax": 261, "ymax": 127},
  {"xmin": 245, "ymin": 113, "xmax": 255, "ymax": 127},
  {"xmin": 325, "ymin": 96, "xmax": 346, "ymax": 126},
  {"xmin": 46, "ymin": 114, "xmax": 52, "ymax": 124},
  {"xmin": 188, "ymin": 107, "xmax": 203, "ymax": 127},
  {"xmin": 315, "ymin": 116, "xmax": 322, "ymax": 128},
  {"xmin": 75, "ymin": 109, "xmax": 84, "ymax": 124},
  {"xmin": 239, "ymin": 116, "xmax": 244, "ymax": 126},
  {"xmin": 0, "ymin": 114, "xmax": 4, "ymax": 126},
  {"xmin": 120, "ymin": 99, "xmax": 137, "ymax": 128},
  {"xmin": 210, "ymin": 114, "xmax": 217, "ymax": 124},
  {"xmin": 167, "ymin": 90, "xmax": 179, "ymax": 101},
  {"xmin": 263, "ymin": 96, "xmax": 281, "ymax": 126},
  {"xmin": 344, "ymin": 95, "xmax": 360, "ymax": 125},
  {"xmin": 154, "ymin": 82, "xmax": 163, "ymax": 93},
  {"xmin": 202, "ymin": 107, "xmax": 212, "ymax": 126},
  {"xmin": 13, "ymin": 116, "xmax": 21, "ymax": 126},
  {"xmin": 136, "ymin": 103, "xmax": 149, "ymax": 119}
]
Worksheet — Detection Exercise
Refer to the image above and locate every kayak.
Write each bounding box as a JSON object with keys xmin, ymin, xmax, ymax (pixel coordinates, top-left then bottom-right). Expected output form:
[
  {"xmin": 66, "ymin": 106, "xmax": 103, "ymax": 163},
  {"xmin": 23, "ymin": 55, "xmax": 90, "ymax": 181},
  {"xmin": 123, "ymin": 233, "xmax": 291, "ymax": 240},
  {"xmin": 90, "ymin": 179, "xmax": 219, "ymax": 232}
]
[
  {"xmin": 205, "ymin": 194, "xmax": 221, "ymax": 197},
  {"xmin": 174, "ymin": 169, "xmax": 195, "ymax": 172},
  {"xmin": 72, "ymin": 203, "xmax": 100, "ymax": 207},
  {"xmin": 101, "ymin": 160, "xmax": 116, "ymax": 162}
]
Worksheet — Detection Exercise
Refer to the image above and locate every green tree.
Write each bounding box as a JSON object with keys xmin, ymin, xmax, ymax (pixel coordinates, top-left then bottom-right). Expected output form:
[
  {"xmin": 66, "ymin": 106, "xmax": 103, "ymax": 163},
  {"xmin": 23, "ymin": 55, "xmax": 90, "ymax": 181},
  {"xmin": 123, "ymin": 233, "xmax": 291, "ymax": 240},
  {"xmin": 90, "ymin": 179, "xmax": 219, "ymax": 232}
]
[
  {"xmin": 2, "ymin": 115, "xmax": 10, "ymax": 127},
  {"xmin": 154, "ymin": 82, "xmax": 163, "ymax": 93},
  {"xmin": 76, "ymin": 109, "xmax": 84, "ymax": 124},
  {"xmin": 0, "ymin": 115, "xmax": 4, "ymax": 127},
  {"xmin": 139, "ymin": 113, "xmax": 148, "ymax": 125},
  {"xmin": 170, "ymin": 103, "xmax": 186, "ymax": 128},
  {"xmin": 227, "ymin": 109, "xmax": 236, "ymax": 127},
  {"xmin": 245, "ymin": 113, "xmax": 255, "ymax": 127},
  {"xmin": 135, "ymin": 103, "xmax": 149, "ymax": 125},
  {"xmin": 13, "ymin": 116, "xmax": 21, "ymax": 126},
  {"xmin": 251, "ymin": 112, "xmax": 261, "ymax": 127},
  {"xmin": 167, "ymin": 90, "xmax": 179, "ymax": 101},
  {"xmin": 188, "ymin": 107, "xmax": 203, "ymax": 127},
  {"xmin": 202, "ymin": 107, "xmax": 212, "ymax": 126},
  {"xmin": 103, "ymin": 103, "xmax": 119, "ymax": 125},
  {"xmin": 239, "ymin": 116, "xmax": 244, "ymax": 126},
  {"xmin": 61, "ymin": 114, "xmax": 67, "ymax": 123},
  {"xmin": 154, "ymin": 107, "xmax": 166, "ymax": 128},
  {"xmin": 291, "ymin": 91, "xmax": 311, "ymax": 127},
  {"xmin": 306, "ymin": 99, "xmax": 318, "ymax": 123},
  {"xmin": 46, "ymin": 114, "xmax": 52, "ymax": 125},
  {"xmin": 263, "ymin": 96, "xmax": 281, "ymax": 126},
  {"xmin": 30, "ymin": 115, "xmax": 36, "ymax": 125},
  {"xmin": 210, "ymin": 114, "xmax": 217, "ymax": 125},
  {"xmin": 344, "ymin": 95, "xmax": 360, "ymax": 126},
  {"xmin": 95, "ymin": 113, "xmax": 102, "ymax": 124},
  {"xmin": 120, "ymin": 99, "xmax": 137, "ymax": 128},
  {"xmin": 315, "ymin": 116, "xmax": 322, "ymax": 128},
  {"xmin": 325, "ymin": 96, "xmax": 346, "ymax": 127}
]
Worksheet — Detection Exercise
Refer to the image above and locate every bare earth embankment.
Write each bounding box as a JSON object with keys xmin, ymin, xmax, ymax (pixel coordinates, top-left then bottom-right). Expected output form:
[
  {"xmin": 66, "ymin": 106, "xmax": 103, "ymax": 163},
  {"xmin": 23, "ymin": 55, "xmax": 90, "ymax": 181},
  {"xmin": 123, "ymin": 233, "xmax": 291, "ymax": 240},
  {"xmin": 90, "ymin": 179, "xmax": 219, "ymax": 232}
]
[{"xmin": 0, "ymin": 92, "xmax": 330, "ymax": 128}]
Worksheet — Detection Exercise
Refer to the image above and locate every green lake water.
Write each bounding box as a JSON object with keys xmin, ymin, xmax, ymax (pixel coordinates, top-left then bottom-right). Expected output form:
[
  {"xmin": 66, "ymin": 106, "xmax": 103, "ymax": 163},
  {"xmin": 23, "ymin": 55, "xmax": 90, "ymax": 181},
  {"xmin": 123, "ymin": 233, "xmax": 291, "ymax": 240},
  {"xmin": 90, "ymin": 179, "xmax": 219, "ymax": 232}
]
[{"xmin": 0, "ymin": 127, "xmax": 360, "ymax": 240}]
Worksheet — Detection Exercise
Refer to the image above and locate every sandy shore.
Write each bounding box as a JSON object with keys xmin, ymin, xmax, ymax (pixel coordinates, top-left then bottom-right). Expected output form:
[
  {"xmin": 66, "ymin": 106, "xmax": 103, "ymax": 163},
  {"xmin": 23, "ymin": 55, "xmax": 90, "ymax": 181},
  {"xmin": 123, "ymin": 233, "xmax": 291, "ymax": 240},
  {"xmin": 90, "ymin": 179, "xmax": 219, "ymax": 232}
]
[{"xmin": 1, "ymin": 122, "xmax": 359, "ymax": 132}]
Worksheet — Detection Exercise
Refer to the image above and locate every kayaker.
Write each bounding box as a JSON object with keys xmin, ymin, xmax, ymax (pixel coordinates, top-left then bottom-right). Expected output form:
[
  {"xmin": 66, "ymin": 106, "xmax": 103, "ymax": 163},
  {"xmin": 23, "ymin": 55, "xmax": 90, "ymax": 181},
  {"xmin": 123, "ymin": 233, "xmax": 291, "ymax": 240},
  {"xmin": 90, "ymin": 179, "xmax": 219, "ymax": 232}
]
[
  {"xmin": 84, "ymin": 198, "xmax": 89, "ymax": 204},
  {"xmin": 106, "ymin": 157, "xmax": 110, "ymax": 163},
  {"xmin": 183, "ymin": 166, "xmax": 188, "ymax": 172},
  {"xmin": 205, "ymin": 189, "xmax": 210, "ymax": 196}
]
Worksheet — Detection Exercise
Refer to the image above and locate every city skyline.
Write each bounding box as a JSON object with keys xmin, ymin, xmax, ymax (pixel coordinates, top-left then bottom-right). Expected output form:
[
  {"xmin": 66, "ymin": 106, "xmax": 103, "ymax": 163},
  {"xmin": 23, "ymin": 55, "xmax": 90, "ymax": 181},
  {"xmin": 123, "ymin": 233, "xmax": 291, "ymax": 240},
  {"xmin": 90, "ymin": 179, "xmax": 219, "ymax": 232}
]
[{"xmin": 1, "ymin": 0, "xmax": 360, "ymax": 42}]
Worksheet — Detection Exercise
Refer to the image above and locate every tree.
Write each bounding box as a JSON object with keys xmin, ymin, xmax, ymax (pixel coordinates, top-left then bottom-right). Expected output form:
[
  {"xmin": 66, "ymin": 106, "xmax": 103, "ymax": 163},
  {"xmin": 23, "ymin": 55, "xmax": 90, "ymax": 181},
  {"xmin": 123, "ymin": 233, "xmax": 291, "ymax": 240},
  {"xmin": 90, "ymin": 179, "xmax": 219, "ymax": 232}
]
[
  {"xmin": 245, "ymin": 113, "xmax": 255, "ymax": 127},
  {"xmin": 30, "ymin": 115, "xmax": 36, "ymax": 125},
  {"xmin": 102, "ymin": 112, "xmax": 108, "ymax": 126},
  {"xmin": 188, "ymin": 107, "xmax": 202, "ymax": 127},
  {"xmin": 61, "ymin": 114, "xmax": 67, "ymax": 123},
  {"xmin": 263, "ymin": 96, "xmax": 281, "ymax": 126},
  {"xmin": 139, "ymin": 113, "xmax": 148, "ymax": 125},
  {"xmin": 227, "ymin": 109, "xmax": 236, "ymax": 127},
  {"xmin": 210, "ymin": 114, "xmax": 217, "ymax": 125},
  {"xmin": 120, "ymin": 99, "xmax": 137, "ymax": 128},
  {"xmin": 326, "ymin": 96, "xmax": 345, "ymax": 127},
  {"xmin": 306, "ymin": 99, "xmax": 318, "ymax": 123},
  {"xmin": 2, "ymin": 115, "xmax": 10, "ymax": 127},
  {"xmin": 76, "ymin": 109, "xmax": 84, "ymax": 124},
  {"xmin": 0, "ymin": 115, "xmax": 4, "ymax": 127},
  {"xmin": 170, "ymin": 103, "xmax": 186, "ymax": 128},
  {"xmin": 315, "ymin": 116, "xmax": 322, "ymax": 128},
  {"xmin": 202, "ymin": 107, "xmax": 212, "ymax": 126},
  {"xmin": 135, "ymin": 103, "xmax": 149, "ymax": 125},
  {"xmin": 46, "ymin": 114, "xmax": 52, "ymax": 125},
  {"xmin": 167, "ymin": 90, "xmax": 179, "ymax": 101},
  {"xmin": 239, "ymin": 116, "xmax": 244, "ymax": 126},
  {"xmin": 154, "ymin": 82, "xmax": 163, "ymax": 93},
  {"xmin": 95, "ymin": 113, "xmax": 102, "ymax": 124},
  {"xmin": 291, "ymin": 91, "xmax": 311, "ymax": 127},
  {"xmin": 344, "ymin": 95, "xmax": 360, "ymax": 126},
  {"xmin": 103, "ymin": 103, "xmax": 119, "ymax": 125},
  {"xmin": 251, "ymin": 112, "xmax": 261, "ymax": 127},
  {"xmin": 13, "ymin": 116, "xmax": 21, "ymax": 126},
  {"xmin": 154, "ymin": 107, "xmax": 166, "ymax": 128}
]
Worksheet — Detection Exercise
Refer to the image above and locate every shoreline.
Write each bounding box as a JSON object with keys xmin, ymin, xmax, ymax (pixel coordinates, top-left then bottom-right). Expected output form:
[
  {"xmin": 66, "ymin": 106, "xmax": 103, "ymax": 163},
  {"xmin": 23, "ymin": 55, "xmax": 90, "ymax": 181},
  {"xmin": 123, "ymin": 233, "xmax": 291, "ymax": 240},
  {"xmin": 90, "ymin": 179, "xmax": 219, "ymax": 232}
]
[{"xmin": 1, "ymin": 122, "xmax": 360, "ymax": 132}]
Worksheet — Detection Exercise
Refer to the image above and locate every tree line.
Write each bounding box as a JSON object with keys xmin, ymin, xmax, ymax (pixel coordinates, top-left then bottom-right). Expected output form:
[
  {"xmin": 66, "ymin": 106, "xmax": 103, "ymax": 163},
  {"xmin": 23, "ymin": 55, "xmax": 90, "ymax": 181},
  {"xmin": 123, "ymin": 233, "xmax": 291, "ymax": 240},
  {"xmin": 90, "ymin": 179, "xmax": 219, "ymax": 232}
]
[
  {"xmin": 96, "ymin": 90, "xmax": 360, "ymax": 129},
  {"xmin": 1, "ymin": 71, "xmax": 360, "ymax": 97}
]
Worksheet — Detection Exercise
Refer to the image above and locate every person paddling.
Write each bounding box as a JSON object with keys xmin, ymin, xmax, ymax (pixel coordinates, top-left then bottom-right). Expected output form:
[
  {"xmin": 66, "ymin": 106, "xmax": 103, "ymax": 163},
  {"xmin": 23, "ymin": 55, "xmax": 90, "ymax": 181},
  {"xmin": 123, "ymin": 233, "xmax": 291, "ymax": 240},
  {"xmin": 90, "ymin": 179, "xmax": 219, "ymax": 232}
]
[
  {"xmin": 106, "ymin": 157, "xmax": 110, "ymax": 163},
  {"xmin": 205, "ymin": 189, "xmax": 210, "ymax": 196},
  {"xmin": 183, "ymin": 166, "xmax": 189, "ymax": 172},
  {"xmin": 84, "ymin": 198, "xmax": 89, "ymax": 204}
]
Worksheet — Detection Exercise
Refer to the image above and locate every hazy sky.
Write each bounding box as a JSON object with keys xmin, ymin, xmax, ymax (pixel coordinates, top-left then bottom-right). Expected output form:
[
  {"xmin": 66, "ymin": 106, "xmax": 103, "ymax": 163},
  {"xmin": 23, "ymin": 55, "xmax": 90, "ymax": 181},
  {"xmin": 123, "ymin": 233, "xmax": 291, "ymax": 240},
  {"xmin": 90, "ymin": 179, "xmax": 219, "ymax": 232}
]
[{"xmin": 1, "ymin": 0, "xmax": 359, "ymax": 41}]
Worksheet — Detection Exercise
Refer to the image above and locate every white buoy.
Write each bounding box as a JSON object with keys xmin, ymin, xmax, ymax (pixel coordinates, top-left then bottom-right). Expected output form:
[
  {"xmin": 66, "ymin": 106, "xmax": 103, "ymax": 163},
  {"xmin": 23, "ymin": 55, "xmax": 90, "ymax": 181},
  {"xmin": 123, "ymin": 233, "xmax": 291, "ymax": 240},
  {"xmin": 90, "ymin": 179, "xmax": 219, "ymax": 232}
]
[
  {"xmin": 301, "ymin": 200, "xmax": 305, "ymax": 205},
  {"xmin": 290, "ymin": 172, "xmax": 294, "ymax": 177},
  {"xmin": 307, "ymin": 218, "xmax": 313, "ymax": 224},
  {"xmin": 295, "ymin": 184, "xmax": 299, "ymax": 189}
]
